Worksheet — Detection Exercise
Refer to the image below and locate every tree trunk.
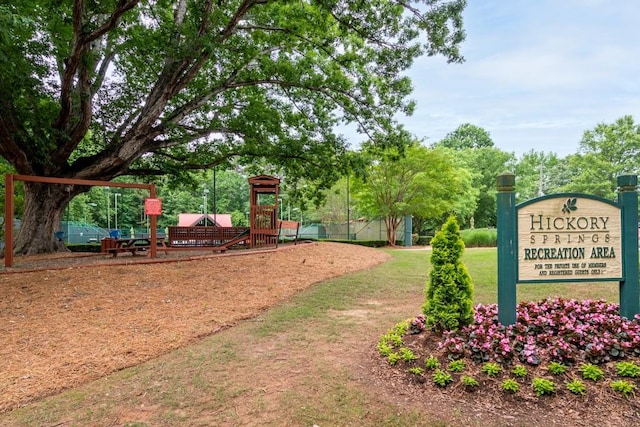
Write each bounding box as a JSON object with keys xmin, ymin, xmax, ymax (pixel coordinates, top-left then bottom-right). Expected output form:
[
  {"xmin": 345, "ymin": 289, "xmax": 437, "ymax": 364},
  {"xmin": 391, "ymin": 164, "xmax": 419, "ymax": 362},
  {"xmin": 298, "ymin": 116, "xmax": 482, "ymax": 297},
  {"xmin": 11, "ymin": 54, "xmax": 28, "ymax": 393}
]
[
  {"xmin": 12, "ymin": 182, "xmax": 76, "ymax": 255},
  {"xmin": 385, "ymin": 216, "xmax": 398, "ymax": 246}
]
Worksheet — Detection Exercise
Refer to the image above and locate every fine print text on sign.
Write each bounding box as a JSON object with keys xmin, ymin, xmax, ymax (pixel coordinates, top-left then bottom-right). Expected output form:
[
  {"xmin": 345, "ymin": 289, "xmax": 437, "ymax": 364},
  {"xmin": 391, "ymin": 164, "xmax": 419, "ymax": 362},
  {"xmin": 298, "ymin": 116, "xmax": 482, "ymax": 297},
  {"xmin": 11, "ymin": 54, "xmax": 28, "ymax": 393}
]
[{"xmin": 517, "ymin": 196, "xmax": 622, "ymax": 282}]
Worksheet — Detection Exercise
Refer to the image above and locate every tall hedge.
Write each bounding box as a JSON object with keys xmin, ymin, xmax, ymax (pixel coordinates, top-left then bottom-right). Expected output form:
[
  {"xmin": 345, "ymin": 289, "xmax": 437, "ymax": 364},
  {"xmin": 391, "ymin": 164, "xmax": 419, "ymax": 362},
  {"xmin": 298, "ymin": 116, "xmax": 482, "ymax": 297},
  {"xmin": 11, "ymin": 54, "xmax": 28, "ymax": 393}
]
[{"xmin": 422, "ymin": 216, "xmax": 474, "ymax": 332}]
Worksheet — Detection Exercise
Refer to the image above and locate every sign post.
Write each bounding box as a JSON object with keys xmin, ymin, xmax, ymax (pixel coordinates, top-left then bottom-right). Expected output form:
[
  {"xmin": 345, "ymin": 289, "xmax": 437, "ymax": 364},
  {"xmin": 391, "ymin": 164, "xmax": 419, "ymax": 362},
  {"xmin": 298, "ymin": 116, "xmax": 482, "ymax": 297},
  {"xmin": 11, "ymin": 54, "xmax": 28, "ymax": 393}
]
[
  {"xmin": 496, "ymin": 173, "xmax": 517, "ymax": 326},
  {"xmin": 618, "ymin": 175, "xmax": 639, "ymax": 319},
  {"xmin": 496, "ymin": 174, "xmax": 639, "ymax": 325},
  {"xmin": 144, "ymin": 198, "xmax": 162, "ymax": 258}
]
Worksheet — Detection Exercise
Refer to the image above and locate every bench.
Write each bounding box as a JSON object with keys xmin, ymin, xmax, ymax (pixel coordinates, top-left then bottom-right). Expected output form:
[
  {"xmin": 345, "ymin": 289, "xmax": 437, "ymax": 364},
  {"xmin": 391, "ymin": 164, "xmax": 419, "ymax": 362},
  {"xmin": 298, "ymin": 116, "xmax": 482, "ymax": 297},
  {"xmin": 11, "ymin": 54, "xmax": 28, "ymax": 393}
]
[
  {"xmin": 277, "ymin": 220, "xmax": 299, "ymax": 247},
  {"xmin": 105, "ymin": 237, "xmax": 167, "ymax": 257}
]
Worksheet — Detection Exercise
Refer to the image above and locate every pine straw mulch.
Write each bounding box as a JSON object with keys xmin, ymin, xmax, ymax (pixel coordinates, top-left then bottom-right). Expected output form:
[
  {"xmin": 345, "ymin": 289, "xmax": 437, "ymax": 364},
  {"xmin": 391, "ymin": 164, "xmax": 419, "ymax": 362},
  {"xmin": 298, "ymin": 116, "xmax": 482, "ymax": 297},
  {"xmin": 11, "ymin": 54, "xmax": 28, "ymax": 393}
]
[{"xmin": 0, "ymin": 242, "xmax": 391, "ymax": 413}]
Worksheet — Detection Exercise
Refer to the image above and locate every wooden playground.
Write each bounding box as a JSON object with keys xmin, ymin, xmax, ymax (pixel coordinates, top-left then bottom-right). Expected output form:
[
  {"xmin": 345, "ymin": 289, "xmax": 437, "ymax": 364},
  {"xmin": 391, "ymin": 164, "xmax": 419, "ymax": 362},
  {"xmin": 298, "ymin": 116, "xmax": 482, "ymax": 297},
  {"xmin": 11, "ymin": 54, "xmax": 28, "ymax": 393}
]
[{"xmin": 3, "ymin": 174, "xmax": 300, "ymax": 269}]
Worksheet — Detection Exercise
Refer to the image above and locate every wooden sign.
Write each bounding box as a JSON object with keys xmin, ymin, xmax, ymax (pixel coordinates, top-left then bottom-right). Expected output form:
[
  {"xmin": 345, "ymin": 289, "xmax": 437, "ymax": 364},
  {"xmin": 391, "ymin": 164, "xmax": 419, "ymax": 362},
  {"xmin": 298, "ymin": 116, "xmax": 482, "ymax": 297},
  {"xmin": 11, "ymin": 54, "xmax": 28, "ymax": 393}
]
[
  {"xmin": 496, "ymin": 173, "xmax": 639, "ymax": 325},
  {"xmin": 517, "ymin": 196, "xmax": 622, "ymax": 282},
  {"xmin": 144, "ymin": 198, "xmax": 162, "ymax": 215}
]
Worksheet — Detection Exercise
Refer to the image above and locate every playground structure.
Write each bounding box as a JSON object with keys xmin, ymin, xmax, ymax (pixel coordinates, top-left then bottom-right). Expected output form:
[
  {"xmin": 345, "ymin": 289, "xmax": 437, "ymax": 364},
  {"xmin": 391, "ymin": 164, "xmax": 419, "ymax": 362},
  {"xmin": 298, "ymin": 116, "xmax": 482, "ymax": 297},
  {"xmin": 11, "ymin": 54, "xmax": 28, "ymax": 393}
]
[{"xmin": 3, "ymin": 174, "xmax": 297, "ymax": 268}]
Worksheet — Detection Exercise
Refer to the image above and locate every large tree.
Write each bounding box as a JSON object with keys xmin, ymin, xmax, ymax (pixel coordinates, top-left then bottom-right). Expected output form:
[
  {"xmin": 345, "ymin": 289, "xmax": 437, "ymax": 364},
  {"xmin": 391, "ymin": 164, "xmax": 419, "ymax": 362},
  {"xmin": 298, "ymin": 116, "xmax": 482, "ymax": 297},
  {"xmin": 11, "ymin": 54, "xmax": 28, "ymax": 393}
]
[
  {"xmin": 513, "ymin": 149, "xmax": 568, "ymax": 202},
  {"xmin": 0, "ymin": 0, "xmax": 466, "ymax": 254},
  {"xmin": 562, "ymin": 115, "xmax": 640, "ymax": 199},
  {"xmin": 434, "ymin": 124, "xmax": 514, "ymax": 228},
  {"xmin": 353, "ymin": 142, "xmax": 475, "ymax": 245},
  {"xmin": 437, "ymin": 123, "xmax": 494, "ymax": 150}
]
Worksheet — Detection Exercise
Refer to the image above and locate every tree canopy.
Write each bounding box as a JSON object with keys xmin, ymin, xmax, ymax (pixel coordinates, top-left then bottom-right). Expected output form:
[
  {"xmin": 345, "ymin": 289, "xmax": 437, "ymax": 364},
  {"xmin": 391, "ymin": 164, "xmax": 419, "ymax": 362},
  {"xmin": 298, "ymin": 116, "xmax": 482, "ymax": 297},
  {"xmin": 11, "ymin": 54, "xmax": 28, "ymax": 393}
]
[
  {"xmin": 434, "ymin": 124, "xmax": 513, "ymax": 228},
  {"xmin": 562, "ymin": 115, "xmax": 640, "ymax": 199},
  {"xmin": 0, "ymin": 0, "xmax": 467, "ymax": 254},
  {"xmin": 353, "ymin": 142, "xmax": 475, "ymax": 245},
  {"xmin": 437, "ymin": 123, "xmax": 494, "ymax": 150}
]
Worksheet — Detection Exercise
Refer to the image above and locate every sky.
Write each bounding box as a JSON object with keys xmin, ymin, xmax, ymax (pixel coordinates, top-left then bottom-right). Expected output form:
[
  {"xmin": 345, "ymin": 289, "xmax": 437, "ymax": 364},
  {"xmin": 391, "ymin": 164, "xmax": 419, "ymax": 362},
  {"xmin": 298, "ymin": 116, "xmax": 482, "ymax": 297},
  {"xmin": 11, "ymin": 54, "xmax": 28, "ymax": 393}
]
[{"xmin": 349, "ymin": 0, "xmax": 640, "ymax": 158}]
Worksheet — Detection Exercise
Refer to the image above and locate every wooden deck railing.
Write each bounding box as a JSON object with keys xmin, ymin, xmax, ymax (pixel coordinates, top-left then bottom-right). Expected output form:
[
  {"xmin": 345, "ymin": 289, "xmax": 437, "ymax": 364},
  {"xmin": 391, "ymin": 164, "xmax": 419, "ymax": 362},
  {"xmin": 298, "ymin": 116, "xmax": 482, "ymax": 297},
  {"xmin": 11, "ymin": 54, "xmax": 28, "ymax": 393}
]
[{"xmin": 167, "ymin": 226, "xmax": 249, "ymax": 247}]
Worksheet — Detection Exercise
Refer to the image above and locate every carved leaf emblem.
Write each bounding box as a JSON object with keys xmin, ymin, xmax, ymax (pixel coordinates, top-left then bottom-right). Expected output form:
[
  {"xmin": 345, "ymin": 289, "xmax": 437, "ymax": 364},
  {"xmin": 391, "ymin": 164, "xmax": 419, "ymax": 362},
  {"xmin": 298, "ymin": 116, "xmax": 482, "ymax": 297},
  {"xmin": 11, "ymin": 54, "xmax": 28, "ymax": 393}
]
[{"xmin": 562, "ymin": 198, "xmax": 577, "ymax": 214}]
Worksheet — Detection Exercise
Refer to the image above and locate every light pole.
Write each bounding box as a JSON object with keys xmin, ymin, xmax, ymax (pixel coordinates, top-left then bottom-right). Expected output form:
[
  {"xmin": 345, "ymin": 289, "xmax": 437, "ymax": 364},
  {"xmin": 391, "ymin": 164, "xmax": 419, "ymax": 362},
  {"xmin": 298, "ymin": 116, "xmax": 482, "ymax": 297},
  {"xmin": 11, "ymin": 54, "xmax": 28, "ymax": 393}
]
[
  {"xmin": 104, "ymin": 187, "xmax": 111, "ymax": 229},
  {"xmin": 114, "ymin": 193, "xmax": 121, "ymax": 230},
  {"xmin": 203, "ymin": 188, "xmax": 209, "ymax": 224}
]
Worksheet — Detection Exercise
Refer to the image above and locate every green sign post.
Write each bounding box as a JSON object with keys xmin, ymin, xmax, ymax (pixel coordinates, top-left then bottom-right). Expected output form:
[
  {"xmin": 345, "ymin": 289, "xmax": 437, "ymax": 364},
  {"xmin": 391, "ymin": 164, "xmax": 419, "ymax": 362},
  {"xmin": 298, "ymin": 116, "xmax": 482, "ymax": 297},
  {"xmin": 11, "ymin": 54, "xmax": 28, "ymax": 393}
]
[{"xmin": 496, "ymin": 174, "xmax": 639, "ymax": 325}]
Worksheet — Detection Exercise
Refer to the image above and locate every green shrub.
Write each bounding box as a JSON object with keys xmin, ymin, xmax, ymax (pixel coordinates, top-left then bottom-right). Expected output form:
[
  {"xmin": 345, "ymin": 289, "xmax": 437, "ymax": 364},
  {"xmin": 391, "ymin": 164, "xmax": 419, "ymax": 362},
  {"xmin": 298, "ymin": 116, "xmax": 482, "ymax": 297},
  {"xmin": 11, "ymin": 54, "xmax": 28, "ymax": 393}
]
[
  {"xmin": 511, "ymin": 365, "xmax": 528, "ymax": 378},
  {"xmin": 547, "ymin": 361, "xmax": 567, "ymax": 375},
  {"xmin": 461, "ymin": 375, "xmax": 479, "ymax": 388},
  {"xmin": 408, "ymin": 367, "xmax": 424, "ymax": 375},
  {"xmin": 565, "ymin": 379, "xmax": 587, "ymax": 395},
  {"xmin": 532, "ymin": 378, "xmax": 556, "ymax": 396},
  {"xmin": 579, "ymin": 363, "xmax": 604, "ymax": 381},
  {"xmin": 422, "ymin": 216, "xmax": 474, "ymax": 332},
  {"xmin": 393, "ymin": 320, "xmax": 410, "ymax": 336},
  {"xmin": 501, "ymin": 379, "xmax": 519, "ymax": 393},
  {"xmin": 399, "ymin": 347, "xmax": 418, "ymax": 362},
  {"xmin": 448, "ymin": 359, "xmax": 465, "ymax": 372},
  {"xmin": 417, "ymin": 235, "xmax": 432, "ymax": 246},
  {"xmin": 460, "ymin": 228, "xmax": 497, "ymax": 247},
  {"xmin": 615, "ymin": 361, "xmax": 640, "ymax": 378},
  {"xmin": 481, "ymin": 362, "xmax": 502, "ymax": 377},
  {"xmin": 432, "ymin": 369, "xmax": 453, "ymax": 387},
  {"xmin": 377, "ymin": 340, "xmax": 393, "ymax": 357},
  {"xmin": 387, "ymin": 352, "xmax": 401, "ymax": 365},
  {"xmin": 424, "ymin": 355, "xmax": 440, "ymax": 370},
  {"xmin": 610, "ymin": 380, "xmax": 636, "ymax": 397}
]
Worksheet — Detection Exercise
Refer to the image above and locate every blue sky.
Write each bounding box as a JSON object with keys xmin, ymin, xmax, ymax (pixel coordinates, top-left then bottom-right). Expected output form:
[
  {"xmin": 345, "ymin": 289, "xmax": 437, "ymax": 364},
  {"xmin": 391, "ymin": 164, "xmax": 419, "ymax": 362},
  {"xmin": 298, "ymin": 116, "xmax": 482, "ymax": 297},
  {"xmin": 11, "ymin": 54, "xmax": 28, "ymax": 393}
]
[{"xmin": 353, "ymin": 1, "xmax": 640, "ymax": 158}]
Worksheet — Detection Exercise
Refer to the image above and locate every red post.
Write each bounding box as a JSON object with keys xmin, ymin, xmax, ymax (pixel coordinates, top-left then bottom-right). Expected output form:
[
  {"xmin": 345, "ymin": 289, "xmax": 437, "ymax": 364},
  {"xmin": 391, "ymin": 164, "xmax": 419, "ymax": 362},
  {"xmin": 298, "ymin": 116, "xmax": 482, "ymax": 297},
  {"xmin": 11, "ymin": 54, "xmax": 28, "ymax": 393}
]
[{"xmin": 4, "ymin": 174, "xmax": 14, "ymax": 268}]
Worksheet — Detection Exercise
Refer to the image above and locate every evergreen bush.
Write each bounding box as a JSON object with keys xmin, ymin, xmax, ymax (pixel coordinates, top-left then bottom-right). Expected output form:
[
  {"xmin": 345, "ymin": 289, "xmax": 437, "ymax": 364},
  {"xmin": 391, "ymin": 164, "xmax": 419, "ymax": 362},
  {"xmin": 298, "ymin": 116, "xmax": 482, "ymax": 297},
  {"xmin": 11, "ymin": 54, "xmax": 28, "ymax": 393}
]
[{"xmin": 422, "ymin": 216, "xmax": 474, "ymax": 332}]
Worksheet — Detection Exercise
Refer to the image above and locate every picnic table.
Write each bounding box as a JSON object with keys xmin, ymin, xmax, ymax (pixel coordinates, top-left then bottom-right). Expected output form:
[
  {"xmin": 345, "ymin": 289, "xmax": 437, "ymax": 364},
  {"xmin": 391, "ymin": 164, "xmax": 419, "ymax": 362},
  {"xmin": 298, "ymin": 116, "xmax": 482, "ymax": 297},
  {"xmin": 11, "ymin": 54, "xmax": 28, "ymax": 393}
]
[{"xmin": 105, "ymin": 237, "xmax": 167, "ymax": 257}]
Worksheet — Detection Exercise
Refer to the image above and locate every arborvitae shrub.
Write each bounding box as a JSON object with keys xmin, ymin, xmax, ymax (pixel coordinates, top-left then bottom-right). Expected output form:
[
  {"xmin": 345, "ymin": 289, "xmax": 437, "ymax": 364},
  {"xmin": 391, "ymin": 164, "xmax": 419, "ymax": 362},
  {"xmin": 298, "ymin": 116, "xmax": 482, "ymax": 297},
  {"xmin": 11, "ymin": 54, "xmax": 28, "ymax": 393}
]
[{"xmin": 422, "ymin": 216, "xmax": 474, "ymax": 332}]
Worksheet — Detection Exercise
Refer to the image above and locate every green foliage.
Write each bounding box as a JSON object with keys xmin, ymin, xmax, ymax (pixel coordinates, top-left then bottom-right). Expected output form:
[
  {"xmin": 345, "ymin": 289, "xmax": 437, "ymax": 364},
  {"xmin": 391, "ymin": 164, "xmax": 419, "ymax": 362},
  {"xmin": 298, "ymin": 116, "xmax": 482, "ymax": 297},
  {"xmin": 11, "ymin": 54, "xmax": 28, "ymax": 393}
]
[
  {"xmin": 531, "ymin": 378, "xmax": 556, "ymax": 396},
  {"xmin": 447, "ymin": 359, "xmax": 465, "ymax": 372},
  {"xmin": 579, "ymin": 363, "xmax": 605, "ymax": 381},
  {"xmin": 387, "ymin": 353, "xmax": 401, "ymax": 366},
  {"xmin": 377, "ymin": 324, "xmax": 405, "ymax": 358},
  {"xmin": 399, "ymin": 347, "xmax": 418, "ymax": 362},
  {"xmin": 610, "ymin": 380, "xmax": 636, "ymax": 397},
  {"xmin": 514, "ymin": 149, "xmax": 567, "ymax": 202},
  {"xmin": 422, "ymin": 216, "xmax": 474, "ymax": 332},
  {"xmin": 481, "ymin": 362, "xmax": 502, "ymax": 378},
  {"xmin": 511, "ymin": 365, "xmax": 528, "ymax": 378},
  {"xmin": 565, "ymin": 379, "xmax": 587, "ymax": 396},
  {"xmin": 417, "ymin": 235, "xmax": 433, "ymax": 246},
  {"xmin": 424, "ymin": 355, "xmax": 440, "ymax": 370},
  {"xmin": 615, "ymin": 361, "xmax": 640, "ymax": 378},
  {"xmin": 354, "ymin": 144, "xmax": 475, "ymax": 245},
  {"xmin": 433, "ymin": 128, "xmax": 515, "ymax": 229},
  {"xmin": 381, "ymin": 331, "xmax": 403, "ymax": 348},
  {"xmin": 547, "ymin": 361, "xmax": 568, "ymax": 376},
  {"xmin": 461, "ymin": 375, "xmax": 479, "ymax": 388},
  {"xmin": 1, "ymin": 0, "xmax": 468, "ymax": 253},
  {"xmin": 501, "ymin": 379, "xmax": 519, "ymax": 394},
  {"xmin": 408, "ymin": 367, "xmax": 424, "ymax": 376},
  {"xmin": 563, "ymin": 115, "xmax": 640, "ymax": 199},
  {"xmin": 377, "ymin": 341, "xmax": 393, "ymax": 358},
  {"xmin": 393, "ymin": 320, "xmax": 410, "ymax": 336},
  {"xmin": 432, "ymin": 369, "xmax": 453, "ymax": 387},
  {"xmin": 437, "ymin": 123, "xmax": 495, "ymax": 150},
  {"xmin": 460, "ymin": 228, "xmax": 496, "ymax": 247}
]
